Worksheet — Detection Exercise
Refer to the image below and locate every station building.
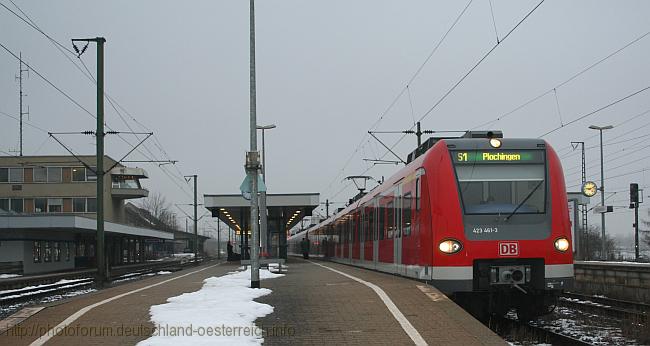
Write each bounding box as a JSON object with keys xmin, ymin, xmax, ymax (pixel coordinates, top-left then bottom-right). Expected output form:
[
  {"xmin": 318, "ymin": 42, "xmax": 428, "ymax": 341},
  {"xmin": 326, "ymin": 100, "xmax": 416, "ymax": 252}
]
[{"xmin": 0, "ymin": 155, "xmax": 179, "ymax": 275}]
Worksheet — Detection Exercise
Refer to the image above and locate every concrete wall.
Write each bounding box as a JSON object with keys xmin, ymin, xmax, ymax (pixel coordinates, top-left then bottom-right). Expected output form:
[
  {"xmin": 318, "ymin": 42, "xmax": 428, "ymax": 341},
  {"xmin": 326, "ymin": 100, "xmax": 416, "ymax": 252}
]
[
  {"xmin": 574, "ymin": 261, "xmax": 650, "ymax": 303},
  {"xmin": 0, "ymin": 240, "xmax": 24, "ymax": 262}
]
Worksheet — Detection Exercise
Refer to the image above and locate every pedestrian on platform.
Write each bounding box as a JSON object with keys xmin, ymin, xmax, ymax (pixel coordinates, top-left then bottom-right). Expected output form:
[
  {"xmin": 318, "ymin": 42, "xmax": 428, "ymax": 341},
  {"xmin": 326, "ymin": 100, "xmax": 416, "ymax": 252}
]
[
  {"xmin": 227, "ymin": 241, "xmax": 234, "ymax": 261},
  {"xmin": 300, "ymin": 237, "xmax": 310, "ymax": 259}
]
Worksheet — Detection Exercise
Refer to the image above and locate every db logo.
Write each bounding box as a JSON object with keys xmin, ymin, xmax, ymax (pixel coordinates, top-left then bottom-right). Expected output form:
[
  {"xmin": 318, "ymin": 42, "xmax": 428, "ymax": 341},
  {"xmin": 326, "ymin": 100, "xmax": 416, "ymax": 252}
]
[{"xmin": 499, "ymin": 242, "xmax": 519, "ymax": 256}]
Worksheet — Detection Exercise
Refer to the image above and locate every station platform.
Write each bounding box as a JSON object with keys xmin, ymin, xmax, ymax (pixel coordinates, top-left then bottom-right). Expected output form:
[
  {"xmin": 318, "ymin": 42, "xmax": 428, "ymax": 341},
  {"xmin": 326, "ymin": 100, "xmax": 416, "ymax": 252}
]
[
  {"xmin": 1, "ymin": 258, "xmax": 505, "ymax": 345},
  {"xmin": 257, "ymin": 258, "xmax": 504, "ymax": 345},
  {"xmin": 0, "ymin": 260, "xmax": 239, "ymax": 346}
]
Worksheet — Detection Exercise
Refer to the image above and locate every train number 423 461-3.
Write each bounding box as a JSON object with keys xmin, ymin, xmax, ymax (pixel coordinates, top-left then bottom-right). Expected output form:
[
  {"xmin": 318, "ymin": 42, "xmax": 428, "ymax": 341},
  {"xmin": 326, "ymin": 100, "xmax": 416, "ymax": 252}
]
[{"xmin": 472, "ymin": 226, "xmax": 498, "ymax": 234}]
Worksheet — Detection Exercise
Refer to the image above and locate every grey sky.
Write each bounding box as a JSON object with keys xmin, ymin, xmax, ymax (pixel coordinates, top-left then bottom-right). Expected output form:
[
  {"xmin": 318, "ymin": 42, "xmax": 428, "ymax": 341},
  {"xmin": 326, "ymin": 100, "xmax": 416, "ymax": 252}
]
[{"xmin": 1, "ymin": 0, "xmax": 649, "ymax": 238}]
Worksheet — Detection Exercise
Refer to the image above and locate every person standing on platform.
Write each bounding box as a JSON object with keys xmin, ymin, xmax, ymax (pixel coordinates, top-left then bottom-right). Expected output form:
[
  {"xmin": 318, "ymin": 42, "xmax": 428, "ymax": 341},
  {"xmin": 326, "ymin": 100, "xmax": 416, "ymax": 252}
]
[
  {"xmin": 227, "ymin": 241, "xmax": 234, "ymax": 261},
  {"xmin": 300, "ymin": 236, "xmax": 310, "ymax": 259}
]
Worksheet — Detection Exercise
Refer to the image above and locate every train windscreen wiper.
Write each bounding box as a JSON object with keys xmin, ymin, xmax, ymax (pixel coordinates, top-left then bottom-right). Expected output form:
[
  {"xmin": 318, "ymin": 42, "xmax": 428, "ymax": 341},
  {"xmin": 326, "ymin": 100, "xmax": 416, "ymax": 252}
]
[{"xmin": 504, "ymin": 180, "xmax": 544, "ymax": 221}]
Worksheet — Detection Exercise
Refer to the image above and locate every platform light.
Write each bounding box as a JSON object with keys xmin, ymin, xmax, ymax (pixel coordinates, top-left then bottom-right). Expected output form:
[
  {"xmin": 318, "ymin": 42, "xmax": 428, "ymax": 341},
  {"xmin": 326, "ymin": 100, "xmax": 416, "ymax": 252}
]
[
  {"xmin": 220, "ymin": 208, "xmax": 225, "ymax": 211},
  {"xmin": 554, "ymin": 237, "xmax": 570, "ymax": 252},
  {"xmin": 489, "ymin": 138, "xmax": 502, "ymax": 148},
  {"xmin": 438, "ymin": 239, "xmax": 462, "ymax": 254}
]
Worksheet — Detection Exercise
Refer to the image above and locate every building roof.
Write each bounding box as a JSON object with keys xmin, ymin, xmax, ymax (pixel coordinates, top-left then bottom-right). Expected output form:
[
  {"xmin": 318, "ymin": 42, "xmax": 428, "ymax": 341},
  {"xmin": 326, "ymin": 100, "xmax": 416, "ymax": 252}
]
[
  {"xmin": 0, "ymin": 215, "xmax": 173, "ymax": 239},
  {"xmin": 204, "ymin": 193, "xmax": 320, "ymax": 232}
]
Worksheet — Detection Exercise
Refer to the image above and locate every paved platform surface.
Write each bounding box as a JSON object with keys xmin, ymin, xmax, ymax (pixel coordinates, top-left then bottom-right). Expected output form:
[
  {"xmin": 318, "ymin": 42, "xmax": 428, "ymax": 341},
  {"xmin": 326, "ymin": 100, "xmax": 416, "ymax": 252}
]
[
  {"xmin": 1, "ymin": 258, "xmax": 505, "ymax": 345},
  {"xmin": 0, "ymin": 260, "xmax": 239, "ymax": 346},
  {"xmin": 257, "ymin": 258, "xmax": 505, "ymax": 345}
]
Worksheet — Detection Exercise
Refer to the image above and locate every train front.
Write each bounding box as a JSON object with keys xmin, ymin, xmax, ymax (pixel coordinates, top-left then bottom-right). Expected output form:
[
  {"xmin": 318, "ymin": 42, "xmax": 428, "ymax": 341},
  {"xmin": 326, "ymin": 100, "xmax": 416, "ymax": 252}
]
[{"xmin": 427, "ymin": 136, "xmax": 574, "ymax": 320}]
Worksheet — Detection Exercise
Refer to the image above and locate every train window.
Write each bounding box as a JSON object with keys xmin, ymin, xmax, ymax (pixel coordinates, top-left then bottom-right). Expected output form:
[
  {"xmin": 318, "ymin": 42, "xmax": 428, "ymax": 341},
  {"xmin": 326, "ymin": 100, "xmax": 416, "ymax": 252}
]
[
  {"xmin": 455, "ymin": 164, "xmax": 546, "ymax": 215},
  {"xmin": 402, "ymin": 193, "xmax": 412, "ymax": 236},
  {"xmin": 387, "ymin": 201, "xmax": 394, "ymax": 238}
]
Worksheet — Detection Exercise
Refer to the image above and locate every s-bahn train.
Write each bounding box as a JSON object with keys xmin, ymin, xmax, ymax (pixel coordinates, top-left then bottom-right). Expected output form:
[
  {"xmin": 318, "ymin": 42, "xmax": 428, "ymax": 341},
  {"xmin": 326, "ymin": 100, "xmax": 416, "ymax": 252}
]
[{"xmin": 289, "ymin": 131, "xmax": 574, "ymax": 320}]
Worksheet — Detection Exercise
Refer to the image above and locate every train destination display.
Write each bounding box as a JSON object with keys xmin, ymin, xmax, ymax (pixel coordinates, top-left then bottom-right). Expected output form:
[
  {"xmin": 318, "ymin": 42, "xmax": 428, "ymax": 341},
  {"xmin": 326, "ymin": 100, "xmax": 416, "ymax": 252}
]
[{"xmin": 453, "ymin": 150, "xmax": 544, "ymax": 164}]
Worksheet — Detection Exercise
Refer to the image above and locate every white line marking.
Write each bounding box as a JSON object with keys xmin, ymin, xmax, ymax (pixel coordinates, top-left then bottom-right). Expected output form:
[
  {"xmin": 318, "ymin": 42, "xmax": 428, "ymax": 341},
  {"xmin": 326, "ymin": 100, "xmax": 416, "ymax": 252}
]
[
  {"xmin": 29, "ymin": 263, "xmax": 222, "ymax": 346},
  {"xmin": 309, "ymin": 261, "xmax": 428, "ymax": 346}
]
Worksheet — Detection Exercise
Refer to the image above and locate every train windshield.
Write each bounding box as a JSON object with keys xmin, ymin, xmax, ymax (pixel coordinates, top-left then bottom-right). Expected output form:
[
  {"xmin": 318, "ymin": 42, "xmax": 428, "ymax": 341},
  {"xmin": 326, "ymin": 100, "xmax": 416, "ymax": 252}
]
[{"xmin": 452, "ymin": 150, "xmax": 546, "ymax": 215}]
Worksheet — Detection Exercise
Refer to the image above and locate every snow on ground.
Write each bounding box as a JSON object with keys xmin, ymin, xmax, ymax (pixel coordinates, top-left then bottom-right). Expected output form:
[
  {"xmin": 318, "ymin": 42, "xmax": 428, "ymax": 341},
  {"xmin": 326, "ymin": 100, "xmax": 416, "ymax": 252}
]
[
  {"xmin": 156, "ymin": 271, "xmax": 172, "ymax": 275},
  {"xmin": 137, "ymin": 268, "xmax": 284, "ymax": 346},
  {"xmin": 0, "ymin": 274, "xmax": 22, "ymax": 279},
  {"xmin": 172, "ymin": 253, "xmax": 195, "ymax": 258}
]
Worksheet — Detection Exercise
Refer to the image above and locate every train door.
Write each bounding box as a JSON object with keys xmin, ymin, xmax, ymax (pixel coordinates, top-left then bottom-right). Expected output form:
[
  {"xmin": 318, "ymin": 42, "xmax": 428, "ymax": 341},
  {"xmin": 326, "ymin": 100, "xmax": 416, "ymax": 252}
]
[
  {"xmin": 373, "ymin": 199, "xmax": 379, "ymax": 268},
  {"xmin": 394, "ymin": 186, "xmax": 403, "ymax": 274},
  {"xmin": 349, "ymin": 213, "xmax": 354, "ymax": 262},
  {"xmin": 359, "ymin": 209, "xmax": 365, "ymax": 262},
  {"xmin": 364, "ymin": 204, "xmax": 374, "ymax": 263}
]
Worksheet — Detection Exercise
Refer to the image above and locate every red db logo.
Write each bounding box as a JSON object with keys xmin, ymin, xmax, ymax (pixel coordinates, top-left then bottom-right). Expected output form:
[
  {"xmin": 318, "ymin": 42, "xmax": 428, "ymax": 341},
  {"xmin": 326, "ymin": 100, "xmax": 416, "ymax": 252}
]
[{"xmin": 499, "ymin": 242, "xmax": 519, "ymax": 256}]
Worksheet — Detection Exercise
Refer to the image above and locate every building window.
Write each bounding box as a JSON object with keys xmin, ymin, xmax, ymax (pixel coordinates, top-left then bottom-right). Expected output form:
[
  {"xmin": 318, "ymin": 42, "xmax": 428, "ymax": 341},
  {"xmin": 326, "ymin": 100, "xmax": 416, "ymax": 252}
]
[
  {"xmin": 112, "ymin": 176, "xmax": 141, "ymax": 189},
  {"xmin": 33, "ymin": 241, "xmax": 42, "ymax": 262},
  {"xmin": 77, "ymin": 241, "xmax": 86, "ymax": 257},
  {"xmin": 87, "ymin": 198, "xmax": 97, "ymax": 212},
  {"xmin": 65, "ymin": 242, "xmax": 71, "ymax": 261},
  {"xmin": 9, "ymin": 168, "xmax": 23, "ymax": 183},
  {"xmin": 73, "ymin": 198, "xmax": 86, "ymax": 212},
  {"xmin": 0, "ymin": 168, "xmax": 7, "ymax": 182},
  {"xmin": 34, "ymin": 198, "xmax": 47, "ymax": 213},
  {"xmin": 44, "ymin": 242, "xmax": 52, "ymax": 262},
  {"xmin": 10, "ymin": 198, "xmax": 23, "ymax": 213},
  {"xmin": 87, "ymin": 168, "xmax": 97, "ymax": 181},
  {"xmin": 33, "ymin": 167, "xmax": 47, "ymax": 182},
  {"xmin": 0, "ymin": 199, "xmax": 8, "ymax": 212},
  {"xmin": 72, "ymin": 167, "xmax": 86, "ymax": 182},
  {"xmin": 47, "ymin": 198, "xmax": 63, "ymax": 213},
  {"xmin": 54, "ymin": 242, "xmax": 61, "ymax": 262},
  {"xmin": 47, "ymin": 167, "xmax": 62, "ymax": 183}
]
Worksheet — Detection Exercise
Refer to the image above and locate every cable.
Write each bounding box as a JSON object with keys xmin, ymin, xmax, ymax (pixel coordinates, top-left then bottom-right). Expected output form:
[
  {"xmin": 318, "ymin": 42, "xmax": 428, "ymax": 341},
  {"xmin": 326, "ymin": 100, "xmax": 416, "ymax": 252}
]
[
  {"xmin": 322, "ymin": 0, "xmax": 474, "ymax": 196},
  {"xmin": 416, "ymin": 0, "xmax": 545, "ymax": 125},
  {"xmin": 539, "ymin": 85, "xmax": 650, "ymax": 137},
  {"xmin": 473, "ymin": 29, "xmax": 650, "ymax": 130},
  {"xmin": 0, "ymin": 41, "xmax": 96, "ymax": 120},
  {"xmin": 2, "ymin": 0, "xmax": 195, "ymax": 198},
  {"xmin": 0, "ymin": 109, "xmax": 48, "ymax": 133}
]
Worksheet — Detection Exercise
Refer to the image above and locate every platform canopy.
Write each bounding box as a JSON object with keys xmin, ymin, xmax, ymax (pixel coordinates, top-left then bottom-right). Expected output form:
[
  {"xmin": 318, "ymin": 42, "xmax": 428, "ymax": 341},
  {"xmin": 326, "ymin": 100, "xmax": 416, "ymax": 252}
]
[{"xmin": 203, "ymin": 193, "xmax": 320, "ymax": 233}]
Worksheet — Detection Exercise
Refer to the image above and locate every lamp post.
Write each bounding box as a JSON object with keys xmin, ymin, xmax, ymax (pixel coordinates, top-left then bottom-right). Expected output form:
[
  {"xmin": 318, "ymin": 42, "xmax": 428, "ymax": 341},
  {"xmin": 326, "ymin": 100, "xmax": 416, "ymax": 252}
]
[
  {"xmin": 257, "ymin": 124, "xmax": 276, "ymax": 256},
  {"xmin": 589, "ymin": 124, "xmax": 613, "ymax": 260}
]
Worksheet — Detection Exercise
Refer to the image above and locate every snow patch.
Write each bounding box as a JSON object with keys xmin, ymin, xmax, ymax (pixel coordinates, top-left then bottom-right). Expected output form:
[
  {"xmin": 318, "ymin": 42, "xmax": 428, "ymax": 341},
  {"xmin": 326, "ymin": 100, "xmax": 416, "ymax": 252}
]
[
  {"xmin": 0, "ymin": 274, "xmax": 22, "ymax": 279},
  {"xmin": 156, "ymin": 271, "xmax": 172, "ymax": 275},
  {"xmin": 137, "ymin": 268, "xmax": 283, "ymax": 345}
]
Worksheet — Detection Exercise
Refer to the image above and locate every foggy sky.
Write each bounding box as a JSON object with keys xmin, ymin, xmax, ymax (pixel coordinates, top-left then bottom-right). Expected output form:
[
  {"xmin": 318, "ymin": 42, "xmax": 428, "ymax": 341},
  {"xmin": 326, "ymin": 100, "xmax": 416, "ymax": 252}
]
[{"xmin": 1, "ymin": 0, "xmax": 649, "ymax": 238}]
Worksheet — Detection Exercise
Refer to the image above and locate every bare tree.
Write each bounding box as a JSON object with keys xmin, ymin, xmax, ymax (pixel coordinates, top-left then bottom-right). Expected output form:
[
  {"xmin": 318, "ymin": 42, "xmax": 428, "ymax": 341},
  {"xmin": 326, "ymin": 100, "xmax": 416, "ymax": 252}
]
[
  {"xmin": 582, "ymin": 224, "xmax": 617, "ymax": 260},
  {"xmin": 137, "ymin": 192, "xmax": 180, "ymax": 231}
]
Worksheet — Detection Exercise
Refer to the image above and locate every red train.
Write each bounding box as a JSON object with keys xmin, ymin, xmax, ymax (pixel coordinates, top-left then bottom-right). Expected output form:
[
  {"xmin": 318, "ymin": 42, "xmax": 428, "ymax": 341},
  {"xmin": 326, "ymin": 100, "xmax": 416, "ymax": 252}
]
[{"xmin": 289, "ymin": 131, "xmax": 574, "ymax": 320}]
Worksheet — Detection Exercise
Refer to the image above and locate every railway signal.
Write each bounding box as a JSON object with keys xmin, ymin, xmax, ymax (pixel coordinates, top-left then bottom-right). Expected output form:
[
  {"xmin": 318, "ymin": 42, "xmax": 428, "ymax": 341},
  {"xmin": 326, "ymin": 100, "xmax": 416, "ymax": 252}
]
[{"xmin": 630, "ymin": 183, "xmax": 643, "ymax": 261}]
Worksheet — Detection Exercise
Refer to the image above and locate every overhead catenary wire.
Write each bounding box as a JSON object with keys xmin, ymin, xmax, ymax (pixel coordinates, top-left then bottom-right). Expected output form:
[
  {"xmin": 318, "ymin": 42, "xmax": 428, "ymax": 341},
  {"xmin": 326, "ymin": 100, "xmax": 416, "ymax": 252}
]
[
  {"xmin": 539, "ymin": 85, "xmax": 650, "ymax": 138},
  {"xmin": 327, "ymin": 1, "xmax": 545, "ymax": 203},
  {"xmin": 321, "ymin": 0, "xmax": 475, "ymax": 197},
  {"xmin": 1, "ymin": 1, "xmax": 196, "ymax": 200},
  {"xmin": 473, "ymin": 29, "xmax": 650, "ymax": 130}
]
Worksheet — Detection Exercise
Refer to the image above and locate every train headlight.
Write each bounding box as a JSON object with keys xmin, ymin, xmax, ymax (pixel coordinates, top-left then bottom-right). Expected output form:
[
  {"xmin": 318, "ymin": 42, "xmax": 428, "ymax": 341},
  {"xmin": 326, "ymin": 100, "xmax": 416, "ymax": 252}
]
[
  {"xmin": 554, "ymin": 237, "xmax": 570, "ymax": 252},
  {"xmin": 439, "ymin": 239, "xmax": 462, "ymax": 254},
  {"xmin": 489, "ymin": 138, "xmax": 502, "ymax": 148}
]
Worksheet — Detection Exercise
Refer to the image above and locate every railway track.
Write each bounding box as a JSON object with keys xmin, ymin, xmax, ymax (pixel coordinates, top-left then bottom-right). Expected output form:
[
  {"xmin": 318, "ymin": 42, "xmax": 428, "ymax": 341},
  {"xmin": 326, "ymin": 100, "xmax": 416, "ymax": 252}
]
[
  {"xmin": 560, "ymin": 292, "xmax": 648, "ymax": 323},
  {"xmin": 0, "ymin": 259, "xmax": 201, "ymax": 307},
  {"xmin": 489, "ymin": 315, "xmax": 592, "ymax": 345}
]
